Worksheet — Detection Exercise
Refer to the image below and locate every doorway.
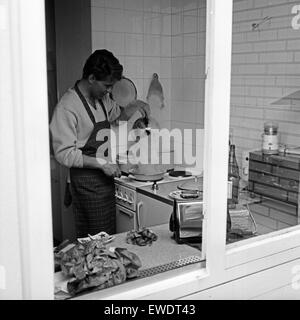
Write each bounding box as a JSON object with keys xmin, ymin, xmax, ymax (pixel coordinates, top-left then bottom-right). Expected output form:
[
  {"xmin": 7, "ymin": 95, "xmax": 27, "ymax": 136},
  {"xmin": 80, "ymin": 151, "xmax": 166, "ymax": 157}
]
[{"xmin": 45, "ymin": 0, "xmax": 92, "ymax": 244}]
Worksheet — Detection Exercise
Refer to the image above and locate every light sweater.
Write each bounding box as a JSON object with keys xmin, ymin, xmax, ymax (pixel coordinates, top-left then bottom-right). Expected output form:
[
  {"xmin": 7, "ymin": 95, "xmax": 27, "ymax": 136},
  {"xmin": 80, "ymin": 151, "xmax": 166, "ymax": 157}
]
[{"xmin": 50, "ymin": 88, "xmax": 121, "ymax": 168}]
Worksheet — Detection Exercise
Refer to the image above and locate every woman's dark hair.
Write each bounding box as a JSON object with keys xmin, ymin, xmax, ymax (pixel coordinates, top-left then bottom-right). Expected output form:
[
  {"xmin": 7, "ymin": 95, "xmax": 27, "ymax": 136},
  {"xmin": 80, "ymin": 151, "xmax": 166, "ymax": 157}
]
[{"xmin": 82, "ymin": 49, "xmax": 123, "ymax": 81}]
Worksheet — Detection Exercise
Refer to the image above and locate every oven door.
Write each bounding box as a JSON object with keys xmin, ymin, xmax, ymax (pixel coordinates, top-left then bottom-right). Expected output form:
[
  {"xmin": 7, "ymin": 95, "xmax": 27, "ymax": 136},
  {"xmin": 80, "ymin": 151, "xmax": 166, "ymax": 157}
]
[{"xmin": 116, "ymin": 204, "xmax": 136, "ymax": 233}]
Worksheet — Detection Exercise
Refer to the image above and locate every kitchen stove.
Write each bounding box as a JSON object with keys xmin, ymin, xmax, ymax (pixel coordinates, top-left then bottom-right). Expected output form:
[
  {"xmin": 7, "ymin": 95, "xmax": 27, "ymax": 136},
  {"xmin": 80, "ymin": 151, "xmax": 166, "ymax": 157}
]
[
  {"xmin": 114, "ymin": 175, "xmax": 159, "ymax": 212},
  {"xmin": 114, "ymin": 173, "xmax": 197, "ymax": 233},
  {"xmin": 115, "ymin": 173, "xmax": 194, "ymax": 207}
]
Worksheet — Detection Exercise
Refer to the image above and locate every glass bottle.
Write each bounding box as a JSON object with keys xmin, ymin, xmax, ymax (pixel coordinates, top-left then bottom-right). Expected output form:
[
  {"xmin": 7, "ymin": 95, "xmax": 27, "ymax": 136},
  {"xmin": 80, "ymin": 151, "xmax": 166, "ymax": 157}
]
[{"xmin": 228, "ymin": 144, "xmax": 240, "ymax": 209}]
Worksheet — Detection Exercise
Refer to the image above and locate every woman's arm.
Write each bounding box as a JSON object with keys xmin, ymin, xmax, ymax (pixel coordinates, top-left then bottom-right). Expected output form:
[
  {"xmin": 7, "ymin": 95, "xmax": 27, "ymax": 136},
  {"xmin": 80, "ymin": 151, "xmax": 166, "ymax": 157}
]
[
  {"xmin": 50, "ymin": 107, "xmax": 84, "ymax": 168},
  {"xmin": 118, "ymin": 100, "xmax": 150, "ymax": 121},
  {"xmin": 104, "ymin": 93, "xmax": 150, "ymax": 124}
]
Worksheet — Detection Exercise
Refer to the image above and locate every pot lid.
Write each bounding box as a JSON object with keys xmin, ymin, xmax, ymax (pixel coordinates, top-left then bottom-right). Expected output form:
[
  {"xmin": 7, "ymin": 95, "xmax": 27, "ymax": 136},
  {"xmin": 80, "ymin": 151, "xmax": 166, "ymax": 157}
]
[
  {"xmin": 112, "ymin": 77, "xmax": 137, "ymax": 107},
  {"xmin": 177, "ymin": 176, "xmax": 203, "ymax": 192}
]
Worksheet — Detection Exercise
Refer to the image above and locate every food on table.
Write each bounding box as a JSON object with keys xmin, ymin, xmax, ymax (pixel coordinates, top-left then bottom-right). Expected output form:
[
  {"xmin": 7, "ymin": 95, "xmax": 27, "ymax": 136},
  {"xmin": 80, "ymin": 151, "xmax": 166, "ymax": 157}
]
[
  {"xmin": 126, "ymin": 228, "xmax": 158, "ymax": 246},
  {"xmin": 77, "ymin": 231, "xmax": 115, "ymax": 244},
  {"xmin": 56, "ymin": 240, "xmax": 142, "ymax": 296}
]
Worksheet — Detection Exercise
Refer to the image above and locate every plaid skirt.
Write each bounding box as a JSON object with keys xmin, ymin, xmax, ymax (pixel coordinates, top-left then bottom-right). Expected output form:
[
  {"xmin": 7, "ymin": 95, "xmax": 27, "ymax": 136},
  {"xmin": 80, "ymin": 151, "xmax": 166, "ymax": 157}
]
[{"xmin": 70, "ymin": 168, "xmax": 116, "ymax": 238}]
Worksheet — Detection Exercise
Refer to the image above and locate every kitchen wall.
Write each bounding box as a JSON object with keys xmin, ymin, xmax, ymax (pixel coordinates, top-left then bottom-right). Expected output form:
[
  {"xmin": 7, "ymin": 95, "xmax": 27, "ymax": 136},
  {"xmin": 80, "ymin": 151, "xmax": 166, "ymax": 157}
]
[
  {"xmin": 55, "ymin": 0, "xmax": 92, "ymax": 96},
  {"xmin": 90, "ymin": 0, "xmax": 206, "ymax": 170},
  {"xmin": 231, "ymin": 0, "xmax": 300, "ymax": 166},
  {"xmin": 171, "ymin": 0, "xmax": 206, "ymax": 170},
  {"xmin": 231, "ymin": 0, "xmax": 300, "ymax": 234},
  {"xmin": 91, "ymin": 0, "xmax": 172, "ymax": 130}
]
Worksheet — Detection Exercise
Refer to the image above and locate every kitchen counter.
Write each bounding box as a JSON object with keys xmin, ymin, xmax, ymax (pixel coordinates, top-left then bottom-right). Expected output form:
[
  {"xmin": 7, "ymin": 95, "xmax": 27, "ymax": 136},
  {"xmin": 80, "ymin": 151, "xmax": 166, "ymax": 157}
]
[
  {"xmin": 111, "ymin": 223, "xmax": 202, "ymax": 270},
  {"xmin": 136, "ymin": 177, "xmax": 198, "ymax": 206},
  {"xmin": 54, "ymin": 223, "xmax": 203, "ymax": 299},
  {"xmin": 115, "ymin": 173, "xmax": 195, "ymax": 190}
]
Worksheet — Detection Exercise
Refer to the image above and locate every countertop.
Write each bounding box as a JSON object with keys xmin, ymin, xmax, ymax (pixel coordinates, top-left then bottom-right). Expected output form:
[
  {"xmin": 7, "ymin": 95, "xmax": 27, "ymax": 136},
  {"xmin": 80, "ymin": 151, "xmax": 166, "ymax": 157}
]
[
  {"xmin": 114, "ymin": 172, "xmax": 197, "ymax": 190},
  {"xmin": 137, "ymin": 177, "xmax": 199, "ymax": 205},
  {"xmin": 54, "ymin": 223, "xmax": 202, "ymax": 299},
  {"xmin": 110, "ymin": 223, "xmax": 202, "ymax": 270}
]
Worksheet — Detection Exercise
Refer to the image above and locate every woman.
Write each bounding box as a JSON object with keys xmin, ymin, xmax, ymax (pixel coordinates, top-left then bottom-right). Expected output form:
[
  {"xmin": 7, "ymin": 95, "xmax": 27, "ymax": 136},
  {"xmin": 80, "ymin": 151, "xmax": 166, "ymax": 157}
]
[{"xmin": 50, "ymin": 49, "xmax": 149, "ymax": 237}]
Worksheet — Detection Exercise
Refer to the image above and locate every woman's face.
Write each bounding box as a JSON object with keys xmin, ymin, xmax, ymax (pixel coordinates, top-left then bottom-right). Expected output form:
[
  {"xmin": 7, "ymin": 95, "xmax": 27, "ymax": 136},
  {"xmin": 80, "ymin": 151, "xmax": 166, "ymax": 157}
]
[{"xmin": 89, "ymin": 75, "xmax": 116, "ymax": 100}]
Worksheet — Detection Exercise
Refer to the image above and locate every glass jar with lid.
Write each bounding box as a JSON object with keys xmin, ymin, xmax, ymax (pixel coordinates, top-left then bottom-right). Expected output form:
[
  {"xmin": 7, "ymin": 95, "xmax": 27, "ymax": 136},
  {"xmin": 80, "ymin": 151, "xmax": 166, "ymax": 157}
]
[{"xmin": 262, "ymin": 121, "xmax": 279, "ymax": 154}]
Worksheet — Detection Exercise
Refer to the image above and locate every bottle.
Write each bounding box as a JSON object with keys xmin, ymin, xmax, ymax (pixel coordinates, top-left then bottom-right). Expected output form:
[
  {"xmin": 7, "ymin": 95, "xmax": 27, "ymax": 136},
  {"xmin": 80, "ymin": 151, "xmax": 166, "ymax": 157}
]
[{"xmin": 228, "ymin": 144, "xmax": 240, "ymax": 209}]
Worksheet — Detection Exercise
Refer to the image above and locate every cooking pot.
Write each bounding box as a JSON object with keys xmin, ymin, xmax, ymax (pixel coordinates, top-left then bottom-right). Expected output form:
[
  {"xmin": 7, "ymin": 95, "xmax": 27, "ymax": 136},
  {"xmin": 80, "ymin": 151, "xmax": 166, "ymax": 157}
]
[{"xmin": 117, "ymin": 152, "xmax": 169, "ymax": 181}]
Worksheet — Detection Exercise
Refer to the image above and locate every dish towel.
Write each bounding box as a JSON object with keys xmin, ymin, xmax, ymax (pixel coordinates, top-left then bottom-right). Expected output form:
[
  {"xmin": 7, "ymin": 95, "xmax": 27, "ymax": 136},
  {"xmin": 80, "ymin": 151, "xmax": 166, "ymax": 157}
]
[{"xmin": 146, "ymin": 73, "xmax": 165, "ymax": 109}]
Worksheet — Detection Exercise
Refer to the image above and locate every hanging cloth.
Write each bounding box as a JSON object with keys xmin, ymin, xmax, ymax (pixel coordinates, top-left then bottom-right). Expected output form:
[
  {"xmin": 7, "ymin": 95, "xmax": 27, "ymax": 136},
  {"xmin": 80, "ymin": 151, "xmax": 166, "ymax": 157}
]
[{"xmin": 146, "ymin": 73, "xmax": 165, "ymax": 109}]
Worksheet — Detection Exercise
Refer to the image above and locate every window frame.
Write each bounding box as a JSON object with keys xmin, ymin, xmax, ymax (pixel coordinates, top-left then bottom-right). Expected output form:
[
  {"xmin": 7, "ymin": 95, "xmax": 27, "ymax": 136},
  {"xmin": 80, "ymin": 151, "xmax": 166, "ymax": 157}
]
[{"xmin": 10, "ymin": 0, "xmax": 300, "ymax": 300}]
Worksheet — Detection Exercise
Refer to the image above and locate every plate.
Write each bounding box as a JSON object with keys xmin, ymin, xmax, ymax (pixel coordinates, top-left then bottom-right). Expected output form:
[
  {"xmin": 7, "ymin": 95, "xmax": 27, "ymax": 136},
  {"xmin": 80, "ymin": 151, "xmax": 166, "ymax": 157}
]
[
  {"xmin": 169, "ymin": 170, "xmax": 192, "ymax": 178},
  {"xmin": 111, "ymin": 77, "xmax": 137, "ymax": 107},
  {"xmin": 77, "ymin": 232, "xmax": 115, "ymax": 245},
  {"xmin": 169, "ymin": 191, "xmax": 202, "ymax": 201}
]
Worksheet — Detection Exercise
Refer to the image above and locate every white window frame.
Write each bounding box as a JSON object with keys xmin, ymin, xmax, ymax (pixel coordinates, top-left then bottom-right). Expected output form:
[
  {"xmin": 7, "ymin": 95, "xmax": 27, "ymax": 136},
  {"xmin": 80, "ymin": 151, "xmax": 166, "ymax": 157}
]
[
  {"xmin": 2, "ymin": 0, "xmax": 54, "ymax": 299},
  {"xmin": 7, "ymin": 0, "xmax": 300, "ymax": 300}
]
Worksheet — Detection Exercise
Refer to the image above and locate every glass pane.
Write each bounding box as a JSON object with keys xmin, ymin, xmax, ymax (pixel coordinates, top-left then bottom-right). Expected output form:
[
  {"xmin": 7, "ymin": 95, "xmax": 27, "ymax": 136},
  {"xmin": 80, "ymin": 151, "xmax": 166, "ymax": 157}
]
[
  {"xmin": 227, "ymin": 0, "xmax": 300, "ymax": 245},
  {"xmin": 48, "ymin": 0, "xmax": 207, "ymax": 299}
]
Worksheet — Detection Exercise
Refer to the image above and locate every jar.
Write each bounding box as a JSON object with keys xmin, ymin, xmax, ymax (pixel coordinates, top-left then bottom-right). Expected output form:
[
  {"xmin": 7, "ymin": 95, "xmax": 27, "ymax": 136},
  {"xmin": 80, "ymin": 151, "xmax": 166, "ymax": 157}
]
[{"xmin": 262, "ymin": 122, "xmax": 279, "ymax": 155}]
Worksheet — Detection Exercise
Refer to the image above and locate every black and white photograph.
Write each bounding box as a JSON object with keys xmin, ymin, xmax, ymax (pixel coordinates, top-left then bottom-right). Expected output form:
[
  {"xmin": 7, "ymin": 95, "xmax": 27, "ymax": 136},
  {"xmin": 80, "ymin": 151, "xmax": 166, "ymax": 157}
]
[{"xmin": 2, "ymin": 0, "xmax": 300, "ymax": 303}]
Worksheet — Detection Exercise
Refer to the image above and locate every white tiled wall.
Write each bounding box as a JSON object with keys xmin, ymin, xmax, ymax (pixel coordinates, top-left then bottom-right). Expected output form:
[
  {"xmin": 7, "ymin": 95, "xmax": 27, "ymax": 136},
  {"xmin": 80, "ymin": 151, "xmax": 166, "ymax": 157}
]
[
  {"xmin": 91, "ymin": 0, "xmax": 206, "ymax": 170},
  {"xmin": 231, "ymin": 0, "xmax": 300, "ymax": 167},
  {"xmin": 91, "ymin": 0, "xmax": 173, "ymax": 131},
  {"xmin": 170, "ymin": 0, "xmax": 206, "ymax": 170},
  {"xmin": 231, "ymin": 0, "xmax": 300, "ymax": 232}
]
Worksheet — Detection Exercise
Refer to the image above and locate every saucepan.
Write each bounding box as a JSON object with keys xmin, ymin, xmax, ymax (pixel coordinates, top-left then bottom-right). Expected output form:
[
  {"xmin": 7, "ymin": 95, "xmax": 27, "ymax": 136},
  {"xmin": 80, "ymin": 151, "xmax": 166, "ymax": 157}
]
[{"xmin": 117, "ymin": 152, "xmax": 168, "ymax": 182}]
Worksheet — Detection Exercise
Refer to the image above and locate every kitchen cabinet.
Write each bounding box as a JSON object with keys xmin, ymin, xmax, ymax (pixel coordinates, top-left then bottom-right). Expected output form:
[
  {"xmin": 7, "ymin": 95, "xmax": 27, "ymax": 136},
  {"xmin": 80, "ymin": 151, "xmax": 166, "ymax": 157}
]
[
  {"xmin": 249, "ymin": 151, "xmax": 300, "ymax": 223},
  {"xmin": 136, "ymin": 192, "xmax": 173, "ymax": 229}
]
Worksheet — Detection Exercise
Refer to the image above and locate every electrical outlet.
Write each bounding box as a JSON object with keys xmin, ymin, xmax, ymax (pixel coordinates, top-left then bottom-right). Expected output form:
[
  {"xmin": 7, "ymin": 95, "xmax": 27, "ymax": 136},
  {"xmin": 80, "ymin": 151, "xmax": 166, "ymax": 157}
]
[{"xmin": 241, "ymin": 149, "xmax": 256, "ymax": 182}]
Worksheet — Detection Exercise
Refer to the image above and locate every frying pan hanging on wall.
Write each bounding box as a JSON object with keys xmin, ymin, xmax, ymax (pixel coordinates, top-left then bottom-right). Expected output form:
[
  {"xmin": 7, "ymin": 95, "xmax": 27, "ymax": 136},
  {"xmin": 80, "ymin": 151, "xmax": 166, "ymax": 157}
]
[{"xmin": 111, "ymin": 77, "xmax": 137, "ymax": 107}]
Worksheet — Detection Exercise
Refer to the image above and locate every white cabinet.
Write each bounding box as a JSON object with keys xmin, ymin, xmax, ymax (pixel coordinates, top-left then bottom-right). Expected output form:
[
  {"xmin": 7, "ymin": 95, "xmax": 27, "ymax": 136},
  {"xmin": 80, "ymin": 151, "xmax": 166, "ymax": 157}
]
[{"xmin": 136, "ymin": 192, "xmax": 173, "ymax": 229}]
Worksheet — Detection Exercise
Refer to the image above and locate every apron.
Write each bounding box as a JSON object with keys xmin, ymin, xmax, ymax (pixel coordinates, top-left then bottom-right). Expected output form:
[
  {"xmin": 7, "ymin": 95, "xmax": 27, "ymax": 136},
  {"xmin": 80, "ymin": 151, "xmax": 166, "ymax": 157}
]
[{"xmin": 69, "ymin": 81, "xmax": 116, "ymax": 238}]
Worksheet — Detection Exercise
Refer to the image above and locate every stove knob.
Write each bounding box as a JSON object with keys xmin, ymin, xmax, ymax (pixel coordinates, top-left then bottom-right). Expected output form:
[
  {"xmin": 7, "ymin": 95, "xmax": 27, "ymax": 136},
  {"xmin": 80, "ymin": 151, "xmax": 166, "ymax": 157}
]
[
  {"xmin": 119, "ymin": 192, "xmax": 125, "ymax": 201},
  {"xmin": 127, "ymin": 195, "xmax": 134, "ymax": 205},
  {"xmin": 124, "ymin": 194, "xmax": 129, "ymax": 203},
  {"xmin": 115, "ymin": 191, "xmax": 122, "ymax": 200}
]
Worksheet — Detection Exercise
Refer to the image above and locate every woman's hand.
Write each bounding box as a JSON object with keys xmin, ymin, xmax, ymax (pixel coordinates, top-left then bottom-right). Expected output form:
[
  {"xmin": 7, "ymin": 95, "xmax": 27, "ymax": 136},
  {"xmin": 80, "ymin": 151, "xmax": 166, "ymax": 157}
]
[
  {"xmin": 83, "ymin": 156, "xmax": 121, "ymax": 178},
  {"xmin": 120, "ymin": 100, "xmax": 151, "ymax": 121},
  {"xmin": 132, "ymin": 100, "xmax": 150, "ymax": 119},
  {"xmin": 101, "ymin": 163, "xmax": 121, "ymax": 178}
]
